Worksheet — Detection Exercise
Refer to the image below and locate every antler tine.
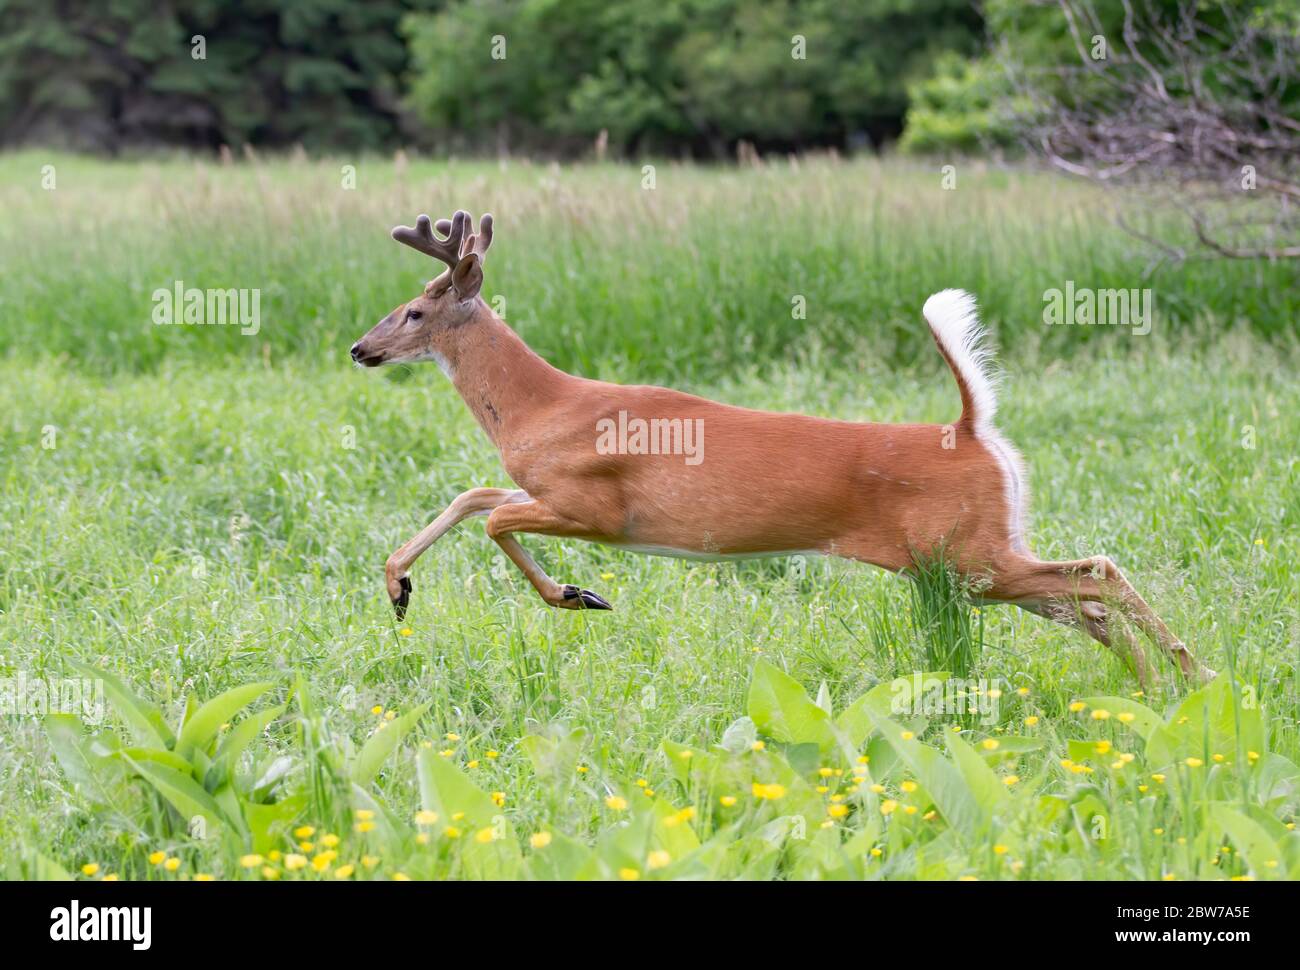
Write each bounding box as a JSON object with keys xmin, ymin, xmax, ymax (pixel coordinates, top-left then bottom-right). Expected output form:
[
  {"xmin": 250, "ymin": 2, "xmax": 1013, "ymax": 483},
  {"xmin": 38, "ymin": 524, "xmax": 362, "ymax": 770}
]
[
  {"xmin": 391, "ymin": 210, "xmax": 469, "ymax": 271},
  {"xmin": 457, "ymin": 213, "xmax": 495, "ymax": 261}
]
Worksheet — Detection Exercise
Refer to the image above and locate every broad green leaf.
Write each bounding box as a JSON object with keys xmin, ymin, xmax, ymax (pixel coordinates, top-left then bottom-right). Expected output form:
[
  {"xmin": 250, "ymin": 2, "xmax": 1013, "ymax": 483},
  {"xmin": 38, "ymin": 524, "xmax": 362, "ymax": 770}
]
[
  {"xmin": 719, "ymin": 716, "xmax": 757, "ymax": 754},
  {"xmin": 115, "ymin": 747, "xmax": 194, "ymax": 775},
  {"xmin": 836, "ymin": 672, "xmax": 949, "ymax": 749},
  {"xmin": 44, "ymin": 713, "xmax": 111, "ymax": 790},
  {"xmin": 352, "ymin": 702, "xmax": 430, "ymax": 786},
  {"xmin": 1078, "ymin": 695, "xmax": 1162, "ymax": 740},
  {"xmin": 206, "ymin": 704, "xmax": 286, "ymax": 789},
  {"xmin": 244, "ymin": 794, "xmax": 308, "ymax": 855},
  {"xmin": 125, "ymin": 756, "xmax": 228, "ymax": 831},
  {"xmin": 525, "ymin": 831, "xmax": 594, "ymax": 881},
  {"xmin": 1212, "ymin": 804, "xmax": 1288, "ymax": 879},
  {"xmin": 865, "ymin": 708, "xmax": 987, "ymax": 844},
  {"xmin": 71, "ymin": 662, "xmax": 172, "ymax": 747},
  {"xmin": 815, "ymin": 681, "xmax": 833, "ymax": 716},
  {"xmin": 946, "ymin": 730, "xmax": 1009, "ymax": 815},
  {"xmin": 175, "ymin": 683, "xmax": 274, "ymax": 758},
  {"xmin": 748, "ymin": 660, "xmax": 833, "ymax": 750},
  {"xmin": 416, "ymin": 747, "xmax": 498, "ymax": 827},
  {"xmin": 1147, "ymin": 676, "xmax": 1263, "ymax": 768}
]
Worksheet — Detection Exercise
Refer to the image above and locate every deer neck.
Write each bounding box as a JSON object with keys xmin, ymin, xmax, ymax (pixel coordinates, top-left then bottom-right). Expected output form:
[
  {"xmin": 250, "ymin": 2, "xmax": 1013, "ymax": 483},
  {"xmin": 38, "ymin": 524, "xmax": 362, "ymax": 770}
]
[{"xmin": 437, "ymin": 303, "xmax": 569, "ymax": 445}]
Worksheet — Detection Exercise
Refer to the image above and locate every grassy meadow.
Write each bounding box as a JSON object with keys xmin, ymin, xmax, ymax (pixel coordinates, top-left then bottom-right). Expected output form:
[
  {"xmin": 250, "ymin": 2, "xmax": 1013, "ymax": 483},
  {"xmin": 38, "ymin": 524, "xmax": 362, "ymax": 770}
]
[{"xmin": 0, "ymin": 152, "xmax": 1297, "ymax": 881}]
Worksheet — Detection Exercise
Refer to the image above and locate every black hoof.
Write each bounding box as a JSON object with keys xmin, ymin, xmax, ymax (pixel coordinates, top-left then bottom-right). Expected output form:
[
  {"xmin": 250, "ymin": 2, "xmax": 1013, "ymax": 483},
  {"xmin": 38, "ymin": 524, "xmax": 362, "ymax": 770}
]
[
  {"xmin": 561, "ymin": 585, "xmax": 613, "ymax": 610},
  {"xmin": 392, "ymin": 575, "xmax": 412, "ymax": 620}
]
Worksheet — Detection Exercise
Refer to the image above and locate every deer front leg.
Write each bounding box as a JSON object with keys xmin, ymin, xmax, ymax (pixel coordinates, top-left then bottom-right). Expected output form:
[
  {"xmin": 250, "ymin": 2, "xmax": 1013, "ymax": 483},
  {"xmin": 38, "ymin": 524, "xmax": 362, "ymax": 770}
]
[
  {"xmin": 386, "ymin": 487, "xmax": 528, "ymax": 619},
  {"xmin": 484, "ymin": 501, "xmax": 613, "ymax": 611}
]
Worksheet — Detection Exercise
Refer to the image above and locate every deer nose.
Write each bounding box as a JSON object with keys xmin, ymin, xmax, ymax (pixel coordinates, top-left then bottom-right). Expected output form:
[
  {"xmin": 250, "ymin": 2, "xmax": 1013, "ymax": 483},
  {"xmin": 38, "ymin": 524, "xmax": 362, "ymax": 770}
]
[{"xmin": 350, "ymin": 342, "xmax": 363, "ymax": 362}]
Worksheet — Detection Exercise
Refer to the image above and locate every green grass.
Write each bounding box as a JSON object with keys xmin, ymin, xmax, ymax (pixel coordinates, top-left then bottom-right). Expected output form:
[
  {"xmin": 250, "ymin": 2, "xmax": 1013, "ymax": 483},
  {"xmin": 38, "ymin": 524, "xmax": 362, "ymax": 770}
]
[{"xmin": 0, "ymin": 154, "xmax": 1297, "ymax": 881}]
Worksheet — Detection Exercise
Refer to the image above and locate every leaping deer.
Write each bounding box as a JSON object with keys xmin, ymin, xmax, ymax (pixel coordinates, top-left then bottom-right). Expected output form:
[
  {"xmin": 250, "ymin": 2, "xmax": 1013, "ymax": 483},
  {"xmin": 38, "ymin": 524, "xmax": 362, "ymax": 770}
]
[{"xmin": 350, "ymin": 209, "xmax": 1212, "ymax": 687}]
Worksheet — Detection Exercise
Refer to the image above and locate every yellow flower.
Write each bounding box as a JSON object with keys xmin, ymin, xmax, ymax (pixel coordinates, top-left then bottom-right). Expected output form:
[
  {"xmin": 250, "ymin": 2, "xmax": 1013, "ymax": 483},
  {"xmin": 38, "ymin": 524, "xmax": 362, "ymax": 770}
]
[
  {"xmin": 148, "ymin": 851, "xmax": 166, "ymax": 865},
  {"xmin": 751, "ymin": 782, "xmax": 786, "ymax": 800},
  {"xmin": 815, "ymin": 785, "xmax": 829, "ymax": 794},
  {"xmin": 1091, "ymin": 709, "xmax": 1110, "ymax": 720},
  {"xmin": 354, "ymin": 821, "xmax": 376, "ymax": 833},
  {"xmin": 444, "ymin": 826, "xmax": 462, "ymax": 839},
  {"xmin": 164, "ymin": 858, "xmax": 180, "ymax": 872},
  {"xmin": 362, "ymin": 855, "xmax": 380, "ymax": 869},
  {"xmin": 647, "ymin": 850, "xmax": 672, "ymax": 870},
  {"xmin": 678, "ymin": 750, "xmax": 693, "ymax": 760},
  {"xmin": 475, "ymin": 827, "xmax": 498, "ymax": 844},
  {"xmin": 903, "ymin": 805, "xmax": 918, "ymax": 815},
  {"xmin": 415, "ymin": 833, "xmax": 429, "ymax": 845},
  {"xmin": 311, "ymin": 853, "xmax": 333, "ymax": 872},
  {"xmin": 1094, "ymin": 740, "xmax": 1112, "ymax": 755},
  {"xmin": 239, "ymin": 854, "xmax": 264, "ymax": 869},
  {"xmin": 486, "ymin": 750, "xmax": 499, "ymax": 759},
  {"xmin": 284, "ymin": 854, "xmax": 307, "ymax": 871},
  {"xmin": 1248, "ymin": 750, "xmax": 1260, "ymax": 763},
  {"xmin": 870, "ymin": 783, "xmax": 885, "ymax": 794},
  {"xmin": 399, "ymin": 627, "xmax": 412, "ymax": 636},
  {"xmin": 880, "ymin": 799, "xmax": 899, "ymax": 815},
  {"xmin": 720, "ymin": 795, "xmax": 737, "ymax": 807},
  {"xmin": 492, "ymin": 791, "xmax": 506, "ymax": 807},
  {"xmin": 1212, "ymin": 753, "xmax": 1225, "ymax": 763},
  {"xmin": 415, "ymin": 809, "xmax": 439, "ymax": 825},
  {"xmin": 664, "ymin": 807, "xmax": 696, "ymax": 827},
  {"xmin": 1024, "ymin": 716, "xmax": 1039, "ymax": 726},
  {"xmin": 1152, "ymin": 773, "xmax": 1166, "ymax": 783},
  {"xmin": 1117, "ymin": 712, "xmax": 1136, "ymax": 724},
  {"xmin": 1016, "ymin": 687, "xmax": 1030, "ymax": 697},
  {"xmin": 1153, "ymin": 828, "xmax": 1164, "ymax": 835},
  {"xmin": 577, "ymin": 765, "xmax": 589, "ymax": 774},
  {"xmin": 818, "ymin": 767, "xmax": 834, "ymax": 778},
  {"xmin": 466, "ymin": 760, "xmax": 479, "ymax": 769},
  {"xmin": 371, "ymin": 705, "xmax": 383, "ymax": 716},
  {"xmin": 80, "ymin": 863, "xmax": 100, "ymax": 876},
  {"xmin": 445, "ymin": 732, "xmax": 460, "ymax": 741},
  {"xmin": 320, "ymin": 833, "xmax": 340, "ymax": 848},
  {"xmin": 1003, "ymin": 775, "xmax": 1020, "ymax": 786},
  {"xmin": 635, "ymin": 778, "xmax": 648, "ymax": 787},
  {"xmin": 298, "ymin": 841, "xmax": 314, "ymax": 852},
  {"xmin": 900, "ymin": 731, "xmax": 915, "ymax": 740},
  {"xmin": 268, "ymin": 850, "xmax": 281, "ymax": 862},
  {"xmin": 856, "ymin": 755, "xmax": 870, "ymax": 764},
  {"xmin": 452, "ymin": 811, "xmax": 465, "ymax": 821},
  {"xmin": 619, "ymin": 868, "xmax": 640, "ymax": 881},
  {"xmin": 870, "ymin": 847, "xmax": 883, "ymax": 858},
  {"xmin": 355, "ymin": 809, "xmax": 375, "ymax": 821},
  {"xmin": 261, "ymin": 866, "xmax": 280, "ymax": 880},
  {"xmin": 293, "ymin": 825, "xmax": 315, "ymax": 839},
  {"xmin": 993, "ymin": 845, "xmax": 1009, "ymax": 855},
  {"xmin": 751, "ymin": 740, "xmax": 766, "ymax": 751},
  {"xmin": 384, "ymin": 710, "xmax": 396, "ymax": 721},
  {"xmin": 601, "ymin": 572, "xmax": 615, "ymax": 580},
  {"xmin": 335, "ymin": 865, "xmax": 355, "ymax": 879},
  {"xmin": 981, "ymin": 739, "xmax": 999, "ymax": 751},
  {"xmin": 1068, "ymin": 701, "xmax": 1086, "ymax": 713},
  {"xmin": 923, "ymin": 811, "xmax": 937, "ymax": 821},
  {"xmin": 605, "ymin": 795, "xmax": 628, "ymax": 811},
  {"xmin": 530, "ymin": 832, "xmax": 553, "ymax": 849},
  {"xmin": 1060, "ymin": 759, "xmax": 1074, "ymax": 769},
  {"xmin": 1185, "ymin": 757, "xmax": 1204, "ymax": 768},
  {"xmin": 194, "ymin": 873, "xmax": 214, "ymax": 882},
  {"xmin": 828, "ymin": 803, "xmax": 849, "ymax": 819},
  {"xmin": 393, "ymin": 873, "xmax": 410, "ymax": 881}
]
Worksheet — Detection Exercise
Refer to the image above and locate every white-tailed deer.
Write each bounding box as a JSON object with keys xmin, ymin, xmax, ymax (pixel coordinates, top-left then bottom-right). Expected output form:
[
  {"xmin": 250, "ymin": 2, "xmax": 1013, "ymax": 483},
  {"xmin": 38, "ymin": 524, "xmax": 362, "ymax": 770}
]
[{"xmin": 351, "ymin": 209, "xmax": 1212, "ymax": 687}]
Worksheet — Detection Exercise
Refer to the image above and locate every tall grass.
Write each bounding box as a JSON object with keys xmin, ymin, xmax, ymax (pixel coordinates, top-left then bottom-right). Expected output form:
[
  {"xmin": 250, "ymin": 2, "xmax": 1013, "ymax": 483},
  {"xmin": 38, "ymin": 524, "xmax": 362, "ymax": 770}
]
[{"xmin": 0, "ymin": 151, "xmax": 1295, "ymax": 385}]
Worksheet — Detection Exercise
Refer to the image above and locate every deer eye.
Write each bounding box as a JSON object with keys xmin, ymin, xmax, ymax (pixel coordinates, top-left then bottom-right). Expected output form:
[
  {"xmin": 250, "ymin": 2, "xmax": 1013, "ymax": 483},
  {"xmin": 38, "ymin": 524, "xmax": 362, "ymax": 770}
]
[{"xmin": 406, "ymin": 308, "xmax": 422, "ymax": 321}]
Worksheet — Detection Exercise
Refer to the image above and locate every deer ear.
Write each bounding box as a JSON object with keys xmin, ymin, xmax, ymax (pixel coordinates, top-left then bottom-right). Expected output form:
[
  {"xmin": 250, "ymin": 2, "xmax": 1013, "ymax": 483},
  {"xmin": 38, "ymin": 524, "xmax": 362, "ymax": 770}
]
[{"xmin": 451, "ymin": 253, "xmax": 483, "ymax": 301}]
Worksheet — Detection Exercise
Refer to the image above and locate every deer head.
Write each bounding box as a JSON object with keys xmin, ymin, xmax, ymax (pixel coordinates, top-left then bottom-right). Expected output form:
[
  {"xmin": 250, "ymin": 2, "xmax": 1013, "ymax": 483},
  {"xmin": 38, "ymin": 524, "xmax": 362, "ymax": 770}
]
[{"xmin": 350, "ymin": 209, "xmax": 494, "ymax": 367}]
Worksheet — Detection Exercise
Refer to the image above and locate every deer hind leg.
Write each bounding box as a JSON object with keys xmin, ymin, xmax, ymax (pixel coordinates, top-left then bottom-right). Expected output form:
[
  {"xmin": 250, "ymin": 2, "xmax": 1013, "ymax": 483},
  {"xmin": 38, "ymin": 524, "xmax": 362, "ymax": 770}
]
[
  {"xmin": 485, "ymin": 500, "xmax": 613, "ymax": 611},
  {"xmin": 1019, "ymin": 599, "xmax": 1158, "ymax": 689},
  {"xmin": 992, "ymin": 554, "xmax": 1212, "ymax": 682},
  {"xmin": 385, "ymin": 487, "xmax": 528, "ymax": 619}
]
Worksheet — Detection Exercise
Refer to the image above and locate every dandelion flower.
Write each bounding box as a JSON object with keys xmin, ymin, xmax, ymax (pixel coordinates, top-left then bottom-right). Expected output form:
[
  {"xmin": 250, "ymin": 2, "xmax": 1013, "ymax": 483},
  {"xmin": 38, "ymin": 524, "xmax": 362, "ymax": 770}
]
[
  {"xmin": 239, "ymin": 854, "xmax": 264, "ymax": 869},
  {"xmin": 751, "ymin": 782, "xmax": 786, "ymax": 800},
  {"xmin": 320, "ymin": 833, "xmax": 340, "ymax": 849},
  {"xmin": 1024, "ymin": 716, "xmax": 1039, "ymax": 727},
  {"xmin": 1152, "ymin": 773, "xmax": 1166, "ymax": 783},
  {"xmin": 530, "ymin": 832, "xmax": 552, "ymax": 849},
  {"xmin": 1185, "ymin": 757, "xmax": 1204, "ymax": 768},
  {"xmin": 1117, "ymin": 712, "xmax": 1136, "ymax": 724},
  {"xmin": 605, "ymin": 795, "xmax": 628, "ymax": 811},
  {"xmin": 148, "ymin": 851, "xmax": 166, "ymax": 866},
  {"xmin": 284, "ymin": 854, "xmax": 307, "ymax": 871},
  {"xmin": 444, "ymin": 826, "xmax": 462, "ymax": 839},
  {"xmin": 647, "ymin": 850, "xmax": 671, "ymax": 870},
  {"xmin": 475, "ymin": 827, "xmax": 497, "ymax": 844},
  {"xmin": 751, "ymin": 740, "xmax": 766, "ymax": 751},
  {"xmin": 261, "ymin": 866, "xmax": 280, "ymax": 880},
  {"xmin": 720, "ymin": 795, "xmax": 737, "ymax": 807},
  {"xmin": 828, "ymin": 804, "xmax": 849, "ymax": 819},
  {"xmin": 1068, "ymin": 701, "xmax": 1086, "ymax": 713},
  {"xmin": 80, "ymin": 863, "xmax": 100, "ymax": 877},
  {"xmin": 164, "ymin": 858, "xmax": 180, "ymax": 872},
  {"xmin": 900, "ymin": 731, "xmax": 915, "ymax": 741},
  {"xmin": 900, "ymin": 780, "xmax": 918, "ymax": 793},
  {"xmin": 335, "ymin": 865, "xmax": 354, "ymax": 879},
  {"xmin": 355, "ymin": 809, "xmax": 375, "ymax": 822},
  {"xmin": 619, "ymin": 868, "xmax": 640, "ymax": 881},
  {"xmin": 354, "ymin": 821, "xmax": 376, "ymax": 833},
  {"xmin": 880, "ymin": 799, "xmax": 898, "ymax": 815},
  {"xmin": 1016, "ymin": 687, "xmax": 1030, "ymax": 697},
  {"xmin": 993, "ymin": 845, "xmax": 1009, "ymax": 855},
  {"xmin": 1091, "ymin": 709, "xmax": 1110, "ymax": 721},
  {"xmin": 293, "ymin": 825, "xmax": 315, "ymax": 839},
  {"xmin": 492, "ymin": 791, "xmax": 506, "ymax": 807},
  {"xmin": 1003, "ymin": 775, "xmax": 1020, "ymax": 786},
  {"xmin": 486, "ymin": 750, "xmax": 499, "ymax": 759},
  {"xmin": 981, "ymin": 739, "xmax": 999, "ymax": 751}
]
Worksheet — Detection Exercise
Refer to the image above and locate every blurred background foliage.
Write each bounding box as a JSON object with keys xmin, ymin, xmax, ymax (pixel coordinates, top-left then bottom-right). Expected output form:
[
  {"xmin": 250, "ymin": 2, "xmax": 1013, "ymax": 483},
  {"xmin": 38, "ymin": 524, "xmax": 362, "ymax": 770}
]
[{"xmin": 3, "ymin": 0, "xmax": 1296, "ymax": 157}]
